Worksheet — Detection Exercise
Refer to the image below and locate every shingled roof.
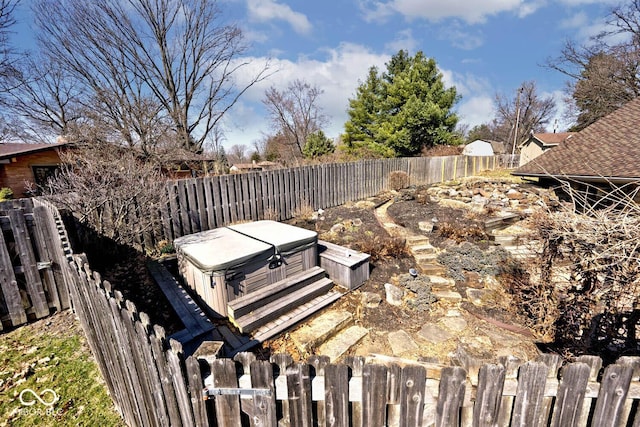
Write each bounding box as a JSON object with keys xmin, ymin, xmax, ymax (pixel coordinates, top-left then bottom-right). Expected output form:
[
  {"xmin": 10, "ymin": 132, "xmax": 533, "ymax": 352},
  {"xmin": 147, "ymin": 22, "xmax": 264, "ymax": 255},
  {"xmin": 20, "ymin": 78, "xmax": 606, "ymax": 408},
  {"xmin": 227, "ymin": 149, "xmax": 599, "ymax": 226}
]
[
  {"xmin": 0, "ymin": 142, "xmax": 67, "ymax": 160},
  {"xmin": 514, "ymin": 97, "xmax": 640, "ymax": 182}
]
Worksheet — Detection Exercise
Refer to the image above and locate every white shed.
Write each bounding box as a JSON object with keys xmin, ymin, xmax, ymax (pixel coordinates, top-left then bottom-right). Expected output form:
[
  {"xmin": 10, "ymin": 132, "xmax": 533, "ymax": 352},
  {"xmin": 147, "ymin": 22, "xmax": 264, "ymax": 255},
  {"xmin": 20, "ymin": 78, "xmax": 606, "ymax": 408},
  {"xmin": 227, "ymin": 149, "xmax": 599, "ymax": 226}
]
[{"xmin": 463, "ymin": 140, "xmax": 495, "ymax": 156}]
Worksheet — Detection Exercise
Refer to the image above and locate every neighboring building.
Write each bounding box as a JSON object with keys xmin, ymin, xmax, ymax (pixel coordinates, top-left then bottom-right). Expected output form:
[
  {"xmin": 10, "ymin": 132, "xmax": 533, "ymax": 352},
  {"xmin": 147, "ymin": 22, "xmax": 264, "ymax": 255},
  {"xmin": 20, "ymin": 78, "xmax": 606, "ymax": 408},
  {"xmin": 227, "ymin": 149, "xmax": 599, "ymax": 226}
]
[
  {"xmin": 489, "ymin": 140, "xmax": 507, "ymax": 155},
  {"xmin": 518, "ymin": 132, "xmax": 575, "ymax": 167},
  {"xmin": 513, "ymin": 97, "xmax": 640, "ymax": 190},
  {"xmin": 0, "ymin": 142, "xmax": 68, "ymax": 198},
  {"xmin": 462, "ymin": 140, "xmax": 494, "ymax": 156},
  {"xmin": 229, "ymin": 161, "xmax": 280, "ymax": 173}
]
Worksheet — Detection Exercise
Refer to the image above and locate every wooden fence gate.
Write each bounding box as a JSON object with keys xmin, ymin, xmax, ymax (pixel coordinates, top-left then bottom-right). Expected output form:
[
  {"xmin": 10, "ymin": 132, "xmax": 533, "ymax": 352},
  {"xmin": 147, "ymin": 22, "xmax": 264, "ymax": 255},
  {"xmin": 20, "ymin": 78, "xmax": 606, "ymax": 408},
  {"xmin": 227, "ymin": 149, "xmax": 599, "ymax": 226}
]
[{"xmin": 0, "ymin": 199, "xmax": 72, "ymax": 329}]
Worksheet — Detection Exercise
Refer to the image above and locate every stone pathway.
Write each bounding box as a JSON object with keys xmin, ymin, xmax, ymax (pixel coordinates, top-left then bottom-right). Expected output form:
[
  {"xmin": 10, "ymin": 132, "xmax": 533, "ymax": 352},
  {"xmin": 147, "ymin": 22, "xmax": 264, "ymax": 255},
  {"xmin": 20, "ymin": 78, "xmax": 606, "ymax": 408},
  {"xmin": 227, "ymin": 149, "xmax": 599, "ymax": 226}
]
[
  {"xmin": 286, "ymin": 187, "xmax": 542, "ymax": 365},
  {"xmin": 367, "ymin": 192, "xmax": 540, "ymax": 365}
]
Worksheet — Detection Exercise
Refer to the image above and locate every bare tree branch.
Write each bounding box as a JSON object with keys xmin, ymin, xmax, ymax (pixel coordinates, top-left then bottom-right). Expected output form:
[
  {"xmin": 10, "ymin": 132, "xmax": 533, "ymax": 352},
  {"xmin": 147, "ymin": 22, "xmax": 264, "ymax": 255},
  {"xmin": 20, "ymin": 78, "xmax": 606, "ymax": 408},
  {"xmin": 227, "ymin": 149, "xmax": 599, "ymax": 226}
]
[{"xmin": 32, "ymin": 0, "xmax": 270, "ymax": 152}]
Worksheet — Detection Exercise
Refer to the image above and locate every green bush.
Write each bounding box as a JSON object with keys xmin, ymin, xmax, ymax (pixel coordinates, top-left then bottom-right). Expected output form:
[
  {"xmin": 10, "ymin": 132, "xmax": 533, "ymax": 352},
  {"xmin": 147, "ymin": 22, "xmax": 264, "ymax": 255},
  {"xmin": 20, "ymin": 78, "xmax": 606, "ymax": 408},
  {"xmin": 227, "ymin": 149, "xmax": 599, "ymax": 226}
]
[{"xmin": 0, "ymin": 187, "xmax": 13, "ymax": 201}]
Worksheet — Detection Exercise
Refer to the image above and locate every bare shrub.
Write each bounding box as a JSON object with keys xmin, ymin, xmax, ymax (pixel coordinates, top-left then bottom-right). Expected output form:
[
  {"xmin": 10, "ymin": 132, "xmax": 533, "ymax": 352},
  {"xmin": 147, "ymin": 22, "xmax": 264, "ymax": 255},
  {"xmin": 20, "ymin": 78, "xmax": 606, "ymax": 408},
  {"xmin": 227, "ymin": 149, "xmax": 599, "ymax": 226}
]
[
  {"xmin": 45, "ymin": 144, "xmax": 166, "ymax": 248},
  {"xmin": 436, "ymin": 222, "xmax": 488, "ymax": 243},
  {"xmin": 528, "ymin": 180, "xmax": 640, "ymax": 359},
  {"xmin": 388, "ymin": 170, "xmax": 410, "ymax": 190},
  {"xmin": 263, "ymin": 208, "xmax": 279, "ymax": 221},
  {"xmin": 352, "ymin": 235, "xmax": 407, "ymax": 263},
  {"xmin": 292, "ymin": 199, "xmax": 315, "ymax": 220},
  {"xmin": 499, "ymin": 258, "xmax": 558, "ymax": 339}
]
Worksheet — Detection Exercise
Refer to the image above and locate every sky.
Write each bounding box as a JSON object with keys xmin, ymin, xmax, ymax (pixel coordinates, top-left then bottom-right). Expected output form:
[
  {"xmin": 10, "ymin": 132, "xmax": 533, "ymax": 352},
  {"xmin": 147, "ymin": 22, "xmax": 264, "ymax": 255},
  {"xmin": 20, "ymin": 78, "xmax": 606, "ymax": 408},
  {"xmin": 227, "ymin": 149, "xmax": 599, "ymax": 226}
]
[
  {"xmin": 216, "ymin": 0, "xmax": 622, "ymax": 150},
  {"xmin": 12, "ymin": 0, "xmax": 624, "ymax": 150}
]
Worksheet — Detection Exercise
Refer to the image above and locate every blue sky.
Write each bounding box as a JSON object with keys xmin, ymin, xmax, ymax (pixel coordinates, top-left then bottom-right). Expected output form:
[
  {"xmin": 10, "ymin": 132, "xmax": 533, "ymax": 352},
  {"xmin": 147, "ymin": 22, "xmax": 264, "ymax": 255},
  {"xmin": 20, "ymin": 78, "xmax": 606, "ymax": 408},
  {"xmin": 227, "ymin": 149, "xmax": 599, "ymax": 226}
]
[{"xmin": 12, "ymin": 0, "xmax": 623, "ymax": 149}]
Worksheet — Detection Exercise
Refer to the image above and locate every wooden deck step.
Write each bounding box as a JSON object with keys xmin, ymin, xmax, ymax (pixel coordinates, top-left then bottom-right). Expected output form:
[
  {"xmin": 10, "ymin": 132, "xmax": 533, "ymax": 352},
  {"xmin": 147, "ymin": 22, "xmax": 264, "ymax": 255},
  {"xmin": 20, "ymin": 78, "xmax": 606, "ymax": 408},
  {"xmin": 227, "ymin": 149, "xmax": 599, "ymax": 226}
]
[
  {"xmin": 231, "ymin": 277, "xmax": 334, "ymax": 334},
  {"xmin": 229, "ymin": 289, "xmax": 344, "ymax": 355},
  {"xmin": 228, "ymin": 266, "xmax": 326, "ymax": 321}
]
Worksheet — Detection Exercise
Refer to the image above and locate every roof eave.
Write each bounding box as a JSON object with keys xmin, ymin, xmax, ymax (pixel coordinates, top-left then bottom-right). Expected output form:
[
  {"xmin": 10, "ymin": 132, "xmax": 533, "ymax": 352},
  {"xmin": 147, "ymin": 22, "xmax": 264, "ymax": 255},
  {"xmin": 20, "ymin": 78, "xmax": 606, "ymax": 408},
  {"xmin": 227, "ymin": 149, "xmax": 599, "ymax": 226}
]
[{"xmin": 512, "ymin": 172, "xmax": 640, "ymax": 184}]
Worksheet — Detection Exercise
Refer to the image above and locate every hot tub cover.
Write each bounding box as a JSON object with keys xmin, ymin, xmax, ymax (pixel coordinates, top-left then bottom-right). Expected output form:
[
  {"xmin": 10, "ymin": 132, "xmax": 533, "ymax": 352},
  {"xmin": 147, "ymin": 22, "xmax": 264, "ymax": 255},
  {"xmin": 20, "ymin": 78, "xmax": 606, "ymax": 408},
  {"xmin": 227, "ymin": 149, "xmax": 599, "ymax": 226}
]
[
  {"xmin": 174, "ymin": 220, "xmax": 317, "ymax": 273},
  {"xmin": 227, "ymin": 220, "xmax": 317, "ymax": 256}
]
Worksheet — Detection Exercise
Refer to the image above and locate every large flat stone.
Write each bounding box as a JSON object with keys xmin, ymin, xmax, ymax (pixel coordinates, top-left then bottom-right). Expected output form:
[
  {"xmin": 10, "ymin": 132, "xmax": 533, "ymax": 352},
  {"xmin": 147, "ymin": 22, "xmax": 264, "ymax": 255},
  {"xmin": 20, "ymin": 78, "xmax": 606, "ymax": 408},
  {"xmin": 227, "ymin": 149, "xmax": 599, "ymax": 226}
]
[
  {"xmin": 387, "ymin": 330, "xmax": 419, "ymax": 355},
  {"xmin": 433, "ymin": 290, "xmax": 462, "ymax": 303},
  {"xmin": 439, "ymin": 316, "xmax": 467, "ymax": 332},
  {"xmin": 417, "ymin": 324, "xmax": 454, "ymax": 344},
  {"xmin": 427, "ymin": 275, "xmax": 456, "ymax": 288},
  {"xmin": 418, "ymin": 263, "xmax": 447, "ymax": 275},
  {"xmin": 318, "ymin": 325, "xmax": 369, "ymax": 362},
  {"xmin": 290, "ymin": 310, "xmax": 353, "ymax": 353}
]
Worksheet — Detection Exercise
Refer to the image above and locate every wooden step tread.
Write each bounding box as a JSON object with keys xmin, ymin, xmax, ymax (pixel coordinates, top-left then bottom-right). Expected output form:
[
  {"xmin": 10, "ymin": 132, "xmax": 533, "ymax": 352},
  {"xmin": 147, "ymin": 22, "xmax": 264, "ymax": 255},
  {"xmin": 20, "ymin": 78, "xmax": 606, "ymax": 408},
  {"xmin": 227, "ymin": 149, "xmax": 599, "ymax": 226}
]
[
  {"xmin": 232, "ymin": 290, "xmax": 344, "ymax": 353},
  {"xmin": 228, "ymin": 266, "xmax": 326, "ymax": 320},
  {"xmin": 232, "ymin": 278, "xmax": 334, "ymax": 334}
]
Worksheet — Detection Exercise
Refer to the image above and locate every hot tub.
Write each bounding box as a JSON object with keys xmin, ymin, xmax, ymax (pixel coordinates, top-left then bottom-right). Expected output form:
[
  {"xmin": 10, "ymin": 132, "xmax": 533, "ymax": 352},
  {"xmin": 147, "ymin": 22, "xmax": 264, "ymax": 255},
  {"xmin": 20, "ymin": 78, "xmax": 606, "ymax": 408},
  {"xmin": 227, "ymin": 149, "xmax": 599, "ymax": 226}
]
[{"xmin": 174, "ymin": 221, "xmax": 318, "ymax": 317}]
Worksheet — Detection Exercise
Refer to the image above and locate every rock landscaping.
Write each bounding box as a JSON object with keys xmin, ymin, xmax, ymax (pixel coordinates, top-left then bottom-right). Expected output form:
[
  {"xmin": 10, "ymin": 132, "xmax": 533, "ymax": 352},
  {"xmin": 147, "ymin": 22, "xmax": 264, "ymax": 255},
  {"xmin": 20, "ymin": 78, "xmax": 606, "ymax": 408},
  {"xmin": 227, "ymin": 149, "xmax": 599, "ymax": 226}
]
[{"xmin": 267, "ymin": 175, "xmax": 560, "ymax": 366}]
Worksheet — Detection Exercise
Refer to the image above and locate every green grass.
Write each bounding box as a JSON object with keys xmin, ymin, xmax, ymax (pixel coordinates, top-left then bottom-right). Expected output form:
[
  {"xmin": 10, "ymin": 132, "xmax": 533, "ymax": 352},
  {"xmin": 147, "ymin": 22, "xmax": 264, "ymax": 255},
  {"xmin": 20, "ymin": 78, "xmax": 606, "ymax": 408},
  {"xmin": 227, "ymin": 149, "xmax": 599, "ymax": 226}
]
[{"xmin": 0, "ymin": 311, "xmax": 125, "ymax": 427}]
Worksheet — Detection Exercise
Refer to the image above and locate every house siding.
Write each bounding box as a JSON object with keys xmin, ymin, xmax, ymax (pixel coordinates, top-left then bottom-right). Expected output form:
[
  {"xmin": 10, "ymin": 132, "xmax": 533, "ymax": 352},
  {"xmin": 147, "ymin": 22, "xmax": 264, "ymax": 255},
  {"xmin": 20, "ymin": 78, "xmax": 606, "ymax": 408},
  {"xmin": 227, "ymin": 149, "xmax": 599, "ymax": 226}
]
[
  {"xmin": 0, "ymin": 150, "xmax": 62, "ymax": 197},
  {"xmin": 519, "ymin": 140, "xmax": 546, "ymax": 166}
]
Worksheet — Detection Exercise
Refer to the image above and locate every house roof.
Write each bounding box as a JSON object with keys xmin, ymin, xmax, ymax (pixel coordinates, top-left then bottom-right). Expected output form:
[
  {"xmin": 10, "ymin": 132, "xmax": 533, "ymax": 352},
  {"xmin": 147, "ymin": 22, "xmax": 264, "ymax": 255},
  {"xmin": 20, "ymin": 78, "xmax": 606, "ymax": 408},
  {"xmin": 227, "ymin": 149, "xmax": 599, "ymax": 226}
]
[
  {"xmin": 489, "ymin": 140, "xmax": 506, "ymax": 154},
  {"xmin": 0, "ymin": 142, "xmax": 68, "ymax": 160},
  {"xmin": 531, "ymin": 132, "xmax": 575, "ymax": 147},
  {"xmin": 514, "ymin": 97, "xmax": 640, "ymax": 181}
]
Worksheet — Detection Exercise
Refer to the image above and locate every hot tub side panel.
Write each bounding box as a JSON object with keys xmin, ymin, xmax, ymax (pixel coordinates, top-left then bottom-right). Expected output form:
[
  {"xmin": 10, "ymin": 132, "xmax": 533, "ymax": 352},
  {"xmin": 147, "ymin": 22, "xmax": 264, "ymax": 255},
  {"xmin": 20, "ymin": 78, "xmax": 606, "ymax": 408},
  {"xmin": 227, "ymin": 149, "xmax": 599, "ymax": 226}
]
[{"xmin": 178, "ymin": 255, "xmax": 228, "ymax": 318}]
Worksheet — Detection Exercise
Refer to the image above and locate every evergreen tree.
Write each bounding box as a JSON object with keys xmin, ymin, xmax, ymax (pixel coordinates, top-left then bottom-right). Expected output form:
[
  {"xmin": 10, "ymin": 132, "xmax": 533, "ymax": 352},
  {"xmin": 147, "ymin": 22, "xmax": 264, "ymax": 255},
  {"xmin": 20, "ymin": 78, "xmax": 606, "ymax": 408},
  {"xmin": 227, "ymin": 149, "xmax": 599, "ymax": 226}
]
[
  {"xmin": 302, "ymin": 130, "xmax": 335, "ymax": 158},
  {"xmin": 343, "ymin": 50, "xmax": 459, "ymax": 157}
]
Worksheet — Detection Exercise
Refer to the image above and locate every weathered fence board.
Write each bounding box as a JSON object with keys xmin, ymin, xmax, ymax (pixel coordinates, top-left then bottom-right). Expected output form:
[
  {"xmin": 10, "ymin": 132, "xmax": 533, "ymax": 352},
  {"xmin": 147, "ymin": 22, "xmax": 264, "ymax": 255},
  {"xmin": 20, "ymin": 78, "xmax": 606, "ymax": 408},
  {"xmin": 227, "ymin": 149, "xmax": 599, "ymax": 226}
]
[
  {"xmin": 9, "ymin": 209, "xmax": 49, "ymax": 318},
  {"xmin": 591, "ymin": 364, "xmax": 633, "ymax": 426},
  {"xmin": 0, "ymin": 226, "xmax": 27, "ymax": 325},
  {"xmin": 550, "ymin": 362, "xmax": 590, "ymax": 427},
  {"xmin": 473, "ymin": 363, "xmax": 505, "ymax": 427},
  {"xmin": 325, "ymin": 364, "xmax": 349, "ymax": 427}
]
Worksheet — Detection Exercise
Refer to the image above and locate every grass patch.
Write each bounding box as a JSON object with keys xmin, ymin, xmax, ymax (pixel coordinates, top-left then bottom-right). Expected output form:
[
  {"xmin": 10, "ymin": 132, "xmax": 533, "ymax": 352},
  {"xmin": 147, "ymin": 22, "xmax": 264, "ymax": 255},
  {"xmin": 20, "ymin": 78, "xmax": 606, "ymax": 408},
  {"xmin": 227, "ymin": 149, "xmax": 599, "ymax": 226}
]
[{"xmin": 0, "ymin": 311, "xmax": 124, "ymax": 427}]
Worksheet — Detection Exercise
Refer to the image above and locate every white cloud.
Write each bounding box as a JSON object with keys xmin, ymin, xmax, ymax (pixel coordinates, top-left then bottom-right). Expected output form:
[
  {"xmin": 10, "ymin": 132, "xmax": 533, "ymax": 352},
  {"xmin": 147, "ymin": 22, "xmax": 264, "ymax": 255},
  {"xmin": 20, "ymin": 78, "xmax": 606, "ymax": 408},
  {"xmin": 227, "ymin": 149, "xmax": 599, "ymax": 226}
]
[
  {"xmin": 557, "ymin": 0, "xmax": 618, "ymax": 5},
  {"xmin": 542, "ymin": 89, "xmax": 573, "ymax": 132},
  {"xmin": 246, "ymin": 0, "xmax": 312, "ymax": 34},
  {"xmin": 439, "ymin": 24, "xmax": 484, "ymax": 50},
  {"xmin": 224, "ymin": 43, "xmax": 391, "ymax": 147},
  {"xmin": 457, "ymin": 96, "xmax": 496, "ymax": 128},
  {"xmin": 560, "ymin": 11, "xmax": 589, "ymax": 29},
  {"xmin": 361, "ymin": 0, "xmax": 538, "ymax": 24},
  {"xmin": 384, "ymin": 29, "xmax": 419, "ymax": 53}
]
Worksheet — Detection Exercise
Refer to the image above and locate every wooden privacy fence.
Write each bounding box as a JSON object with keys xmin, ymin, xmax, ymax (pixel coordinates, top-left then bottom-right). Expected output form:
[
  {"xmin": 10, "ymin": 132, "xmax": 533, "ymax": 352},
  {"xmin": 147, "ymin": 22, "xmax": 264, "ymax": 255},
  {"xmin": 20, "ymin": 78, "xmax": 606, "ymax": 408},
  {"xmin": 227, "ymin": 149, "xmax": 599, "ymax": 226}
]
[
  {"xmin": 139, "ymin": 155, "xmax": 515, "ymax": 249},
  {"xmin": 66, "ymin": 252, "xmax": 640, "ymax": 426},
  {"xmin": 0, "ymin": 198, "xmax": 72, "ymax": 329}
]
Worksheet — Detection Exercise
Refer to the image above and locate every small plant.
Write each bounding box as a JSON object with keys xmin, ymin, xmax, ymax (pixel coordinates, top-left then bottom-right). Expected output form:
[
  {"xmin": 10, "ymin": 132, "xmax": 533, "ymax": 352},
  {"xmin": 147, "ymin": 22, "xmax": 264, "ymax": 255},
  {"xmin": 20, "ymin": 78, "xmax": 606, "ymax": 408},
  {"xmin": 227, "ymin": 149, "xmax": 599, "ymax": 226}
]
[
  {"xmin": 437, "ymin": 242, "xmax": 509, "ymax": 282},
  {"xmin": 0, "ymin": 187, "xmax": 13, "ymax": 201},
  {"xmin": 156, "ymin": 240, "xmax": 175, "ymax": 254},
  {"xmin": 388, "ymin": 170, "xmax": 410, "ymax": 190},
  {"xmin": 263, "ymin": 208, "xmax": 279, "ymax": 221},
  {"xmin": 398, "ymin": 273, "xmax": 436, "ymax": 312}
]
